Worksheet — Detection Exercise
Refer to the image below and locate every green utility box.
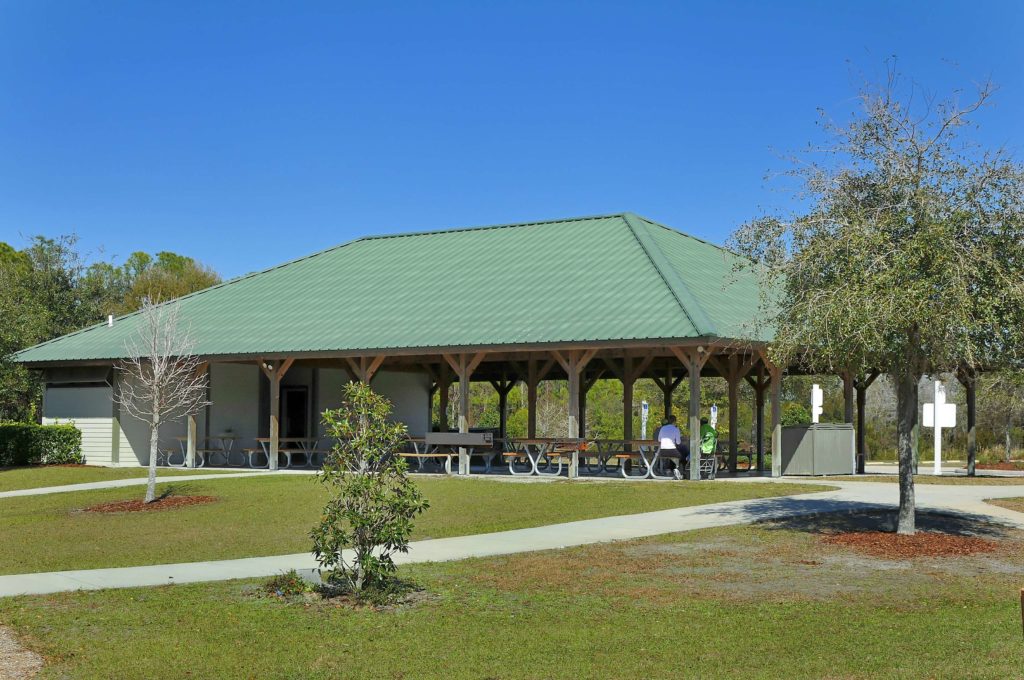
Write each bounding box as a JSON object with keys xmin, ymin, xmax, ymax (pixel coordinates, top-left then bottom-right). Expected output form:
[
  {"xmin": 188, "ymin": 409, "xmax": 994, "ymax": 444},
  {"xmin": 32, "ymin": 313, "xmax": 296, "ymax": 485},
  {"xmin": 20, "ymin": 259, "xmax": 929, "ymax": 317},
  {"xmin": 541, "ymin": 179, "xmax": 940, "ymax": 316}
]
[{"xmin": 780, "ymin": 423, "xmax": 855, "ymax": 476}]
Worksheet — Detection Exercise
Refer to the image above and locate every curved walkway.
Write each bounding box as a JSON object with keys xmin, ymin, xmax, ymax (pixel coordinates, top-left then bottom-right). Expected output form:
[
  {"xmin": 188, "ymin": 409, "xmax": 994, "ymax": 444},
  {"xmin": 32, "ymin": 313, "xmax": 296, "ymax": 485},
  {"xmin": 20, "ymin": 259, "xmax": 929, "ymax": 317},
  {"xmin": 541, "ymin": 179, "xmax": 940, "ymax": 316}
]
[{"xmin": 2, "ymin": 478, "xmax": 1024, "ymax": 597}]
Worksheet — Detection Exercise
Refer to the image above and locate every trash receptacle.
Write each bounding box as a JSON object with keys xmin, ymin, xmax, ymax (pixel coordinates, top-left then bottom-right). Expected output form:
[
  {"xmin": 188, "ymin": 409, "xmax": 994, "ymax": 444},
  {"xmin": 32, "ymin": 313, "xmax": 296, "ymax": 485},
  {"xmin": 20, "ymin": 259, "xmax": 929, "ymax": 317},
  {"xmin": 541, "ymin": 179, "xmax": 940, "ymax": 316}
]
[{"xmin": 780, "ymin": 423, "xmax": 855, "ymax": 475}]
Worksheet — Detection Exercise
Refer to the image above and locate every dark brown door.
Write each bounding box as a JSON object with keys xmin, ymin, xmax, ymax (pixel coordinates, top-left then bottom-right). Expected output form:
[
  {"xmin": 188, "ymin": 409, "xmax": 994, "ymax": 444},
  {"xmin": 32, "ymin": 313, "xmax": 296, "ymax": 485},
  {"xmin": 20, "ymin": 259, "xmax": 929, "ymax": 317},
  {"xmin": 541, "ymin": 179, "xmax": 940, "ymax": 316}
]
[{"xmin": 282, "ymin": 386, "xmax": 309, "ymax": 439}]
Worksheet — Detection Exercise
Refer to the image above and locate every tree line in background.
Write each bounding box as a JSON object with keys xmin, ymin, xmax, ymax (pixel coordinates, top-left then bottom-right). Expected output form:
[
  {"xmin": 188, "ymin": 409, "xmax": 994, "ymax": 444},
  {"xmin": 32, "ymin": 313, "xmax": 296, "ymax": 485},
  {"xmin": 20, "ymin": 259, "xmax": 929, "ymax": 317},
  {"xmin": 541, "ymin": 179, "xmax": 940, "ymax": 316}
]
[
  {"xmin": 434, "ymin": 371, "xmax": 1024, "ymax": 464},
  {"xmin": 0, "ymin": 235, "xmax": 219, "ymax": 421}
]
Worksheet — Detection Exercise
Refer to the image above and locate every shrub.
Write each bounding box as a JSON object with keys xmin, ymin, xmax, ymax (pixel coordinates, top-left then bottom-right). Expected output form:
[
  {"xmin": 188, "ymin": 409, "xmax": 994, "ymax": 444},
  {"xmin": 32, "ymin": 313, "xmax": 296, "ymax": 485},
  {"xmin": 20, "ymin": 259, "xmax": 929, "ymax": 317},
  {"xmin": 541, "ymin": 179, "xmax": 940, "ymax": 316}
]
[
  {"xmin": 0, "ymin": 422, "xmax": 83, "ymax": 466},
  {"xmin": 263, "ymin": 570, "xmax": 313, "ymax": 598},
  {"xmin": 310, "ymin": 382, "xmax": 429, "ymax": 594}
]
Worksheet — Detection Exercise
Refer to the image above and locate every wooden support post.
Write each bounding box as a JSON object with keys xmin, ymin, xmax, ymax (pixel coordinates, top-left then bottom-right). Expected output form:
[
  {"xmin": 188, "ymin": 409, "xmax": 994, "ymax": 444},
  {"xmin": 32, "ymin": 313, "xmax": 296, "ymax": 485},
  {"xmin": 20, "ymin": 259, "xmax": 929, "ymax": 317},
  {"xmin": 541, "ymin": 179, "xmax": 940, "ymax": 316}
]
[
  {"xmin": 854, "ymin": 371, "xmax": 879, "ymax": 474},
  {"xmin": 688, "ymin": 357, "xmax": 702, "ymax": 480},
  {"xmin": 652, "ymin": 368, "xmax": 683, "ymax": 419},
  {"xmin": 670, "ymin": 348, "xmax": 708, "ymax": 481},
  {"xmin": 498, "ymin": 388, "xmax": 509, "ymax": 439},
  {"xmin": 623, "ymin": 366, "xmax": 635, "ymax": 442},
  {"xmin": 438, "ymin": 362, "xmax": 450, "ymax": 432},
  {"xmin": 577, "ymin": 369, "xmax": 602, "ymax": 440},
  {"xmin": 186, "ymin": 415, "xmax": 198, "ymax": 469},
  {"xmin": 444, "ymin": 352, "xmax": 486, "ymax": 474},
  {"xmin": 745, "ymin": 364, "xmax": 769, "ymax": 473},
  {"xmin": 525, "ymin": 358, "xmax": 554, "ymax": 438},
  {"xmin": 578, "ymin": 376, "xmax": 588, "ymax": 439},
  {"xmin": 605, "ymin": 354, "xmax": 653, "ymax": 447},
  {"xmin": 423, "ymin": 363, "xmax": 438, "ymax": 433},
  {"xmin": 711, "ymin": 353, "xmax": 754, "ymax": 475},
  {"xmin": 185, "ymin": 362, "xmax": 208, "ymax": 469},
  {"xmin": 552, "ymin": 350, "xmax": 597, "ymax": 478},
  {"xmin": 958, "ymin": 367, "xmax": 978, "ymax": 477},
  {"xmin": 488, "ymin": 369, "xmax": 518, "ymax": 441},
  {"xmin": 727, "ymin": 368, "xmax": 739, "ymax": 474},
  {"xmin": 258, "ymin": 358, "xmax": 294, "ymax": 471},
  {"xmin": 344, "ymin": 355, "xmax": 386, "ymax": 384},
  {"xmin": 770, "ymin": 367, "xmax": 782, "ymax": 477}
]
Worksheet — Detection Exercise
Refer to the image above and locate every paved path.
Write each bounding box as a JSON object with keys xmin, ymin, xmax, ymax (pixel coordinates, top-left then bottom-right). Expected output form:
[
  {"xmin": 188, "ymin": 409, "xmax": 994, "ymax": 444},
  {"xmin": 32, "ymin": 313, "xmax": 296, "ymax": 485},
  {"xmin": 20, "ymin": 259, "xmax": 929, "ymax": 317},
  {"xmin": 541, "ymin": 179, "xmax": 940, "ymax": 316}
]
[{"xmin": 2, "ymin": 478, "xmax": 1024, "ymax": 597}]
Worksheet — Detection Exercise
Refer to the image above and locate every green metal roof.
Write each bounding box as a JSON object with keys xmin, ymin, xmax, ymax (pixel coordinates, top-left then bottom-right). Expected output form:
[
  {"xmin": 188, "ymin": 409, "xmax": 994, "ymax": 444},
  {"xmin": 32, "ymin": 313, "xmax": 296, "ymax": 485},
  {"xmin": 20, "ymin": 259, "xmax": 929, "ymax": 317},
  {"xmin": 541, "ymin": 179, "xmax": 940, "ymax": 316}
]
[{"xmin": 14, "ymin": 213, "xmax": 770, "ymax": 364}]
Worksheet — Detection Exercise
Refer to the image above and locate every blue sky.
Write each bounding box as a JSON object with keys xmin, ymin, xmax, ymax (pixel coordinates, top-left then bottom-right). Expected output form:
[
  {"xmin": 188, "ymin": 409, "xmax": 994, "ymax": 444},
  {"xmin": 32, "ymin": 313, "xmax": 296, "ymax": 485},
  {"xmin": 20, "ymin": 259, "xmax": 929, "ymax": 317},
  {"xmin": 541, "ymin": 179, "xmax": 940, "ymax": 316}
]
[{"xmin": 1, "ymin": 1, "xmax": 1022, "ymax": 278}]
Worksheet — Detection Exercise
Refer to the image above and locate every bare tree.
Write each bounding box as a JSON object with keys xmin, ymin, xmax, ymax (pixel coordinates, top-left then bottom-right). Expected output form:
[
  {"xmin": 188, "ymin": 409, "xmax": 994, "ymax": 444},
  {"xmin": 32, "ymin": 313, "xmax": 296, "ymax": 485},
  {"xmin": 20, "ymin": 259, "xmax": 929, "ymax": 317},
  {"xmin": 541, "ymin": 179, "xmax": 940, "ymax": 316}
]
[{"xmin": 114, "ymin": 300, "xmax": 209, "ymax": 503}]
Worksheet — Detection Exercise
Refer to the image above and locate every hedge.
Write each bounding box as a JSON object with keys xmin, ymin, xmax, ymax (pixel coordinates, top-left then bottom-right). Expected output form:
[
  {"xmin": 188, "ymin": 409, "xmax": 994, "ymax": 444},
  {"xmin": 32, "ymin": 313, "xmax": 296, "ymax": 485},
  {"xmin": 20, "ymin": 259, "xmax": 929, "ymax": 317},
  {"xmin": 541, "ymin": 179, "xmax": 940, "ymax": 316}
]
[{"xmin": 0, "ymin": 423, "xmax": 83, "ymax": 467}]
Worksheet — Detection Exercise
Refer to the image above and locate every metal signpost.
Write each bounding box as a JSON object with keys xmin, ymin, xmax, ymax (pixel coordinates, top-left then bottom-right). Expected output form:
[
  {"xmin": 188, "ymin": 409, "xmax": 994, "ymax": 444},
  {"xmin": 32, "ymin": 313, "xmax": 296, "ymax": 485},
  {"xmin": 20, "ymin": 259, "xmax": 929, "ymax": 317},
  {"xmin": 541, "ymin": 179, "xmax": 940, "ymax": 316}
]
[
  {"xmin": 640, "ymin": 400, "xmax": 649, "ymax": 439},
  {"xmin": 710, "ymin": 403, "xmax": 718, "ymax": 429},
  {"xmin": 923, "ymin": 379, "xmax": 957, "ymax": 476}
]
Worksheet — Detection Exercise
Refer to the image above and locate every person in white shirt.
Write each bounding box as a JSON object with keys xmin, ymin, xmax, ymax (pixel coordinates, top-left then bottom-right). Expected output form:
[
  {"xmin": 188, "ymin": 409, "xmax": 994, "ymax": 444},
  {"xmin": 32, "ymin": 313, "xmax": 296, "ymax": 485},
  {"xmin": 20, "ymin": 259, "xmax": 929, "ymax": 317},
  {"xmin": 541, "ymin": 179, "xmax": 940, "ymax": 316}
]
[{"xmin": 654, "ymin": 415, "xmax": 685, "ymax": 479}]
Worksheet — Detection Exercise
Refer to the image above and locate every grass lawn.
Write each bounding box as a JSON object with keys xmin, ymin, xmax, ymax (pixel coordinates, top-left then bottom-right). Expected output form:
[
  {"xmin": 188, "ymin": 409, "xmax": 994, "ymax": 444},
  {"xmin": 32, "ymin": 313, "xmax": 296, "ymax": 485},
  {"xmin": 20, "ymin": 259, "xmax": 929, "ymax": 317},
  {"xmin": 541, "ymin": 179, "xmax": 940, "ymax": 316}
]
[
  {"xmin": 987, "ymin": 497, "xmax": 1024, "ymax": 513},
  {"xmin": 0, "ymin": 465, "xmax": 238, "ymax": 492},
  {"xmin": 0, "ymin": 476, "xmax": 829, "ymax": 574},
  {"xmin": 3, "ymin": 514, "xmax": 1022, "ymax": 679},
  {"xmin": 818, "ymin": 474, "xmax": 1024, "ymax": 485}
]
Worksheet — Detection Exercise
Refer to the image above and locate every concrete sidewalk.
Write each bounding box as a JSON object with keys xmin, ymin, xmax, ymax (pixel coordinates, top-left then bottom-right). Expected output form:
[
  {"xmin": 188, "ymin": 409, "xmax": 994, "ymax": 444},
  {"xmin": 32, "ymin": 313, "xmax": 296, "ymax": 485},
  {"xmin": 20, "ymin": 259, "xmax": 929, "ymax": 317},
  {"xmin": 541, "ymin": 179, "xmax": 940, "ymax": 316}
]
[
  {"xmin": 0, "ymin": 489, "xmax": 865, "ymax": 596},
  {"xmin": 2, "ymin": 479, "xmax": 1023, "ymax": 597}
]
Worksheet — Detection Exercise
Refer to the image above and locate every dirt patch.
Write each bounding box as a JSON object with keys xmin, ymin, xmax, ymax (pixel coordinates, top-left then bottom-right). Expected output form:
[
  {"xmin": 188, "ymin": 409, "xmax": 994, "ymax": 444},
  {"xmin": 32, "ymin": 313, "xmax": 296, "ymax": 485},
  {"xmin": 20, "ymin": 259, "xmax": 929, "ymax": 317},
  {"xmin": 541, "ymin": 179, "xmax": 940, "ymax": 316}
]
[
  {"xmin": 977, "ymin": 461, "xmax": 1024, "ymax": 471},
  {"xmin": 0, "ymin": 624, "xmax": 42, "ymax": 679},
  {"xmin": 820, "ymin": 531, "xmax": 1000, "ymax": 559},
  {"xmin": 84, "ymin": 495, "xmax": 218, "ymax": 513}
]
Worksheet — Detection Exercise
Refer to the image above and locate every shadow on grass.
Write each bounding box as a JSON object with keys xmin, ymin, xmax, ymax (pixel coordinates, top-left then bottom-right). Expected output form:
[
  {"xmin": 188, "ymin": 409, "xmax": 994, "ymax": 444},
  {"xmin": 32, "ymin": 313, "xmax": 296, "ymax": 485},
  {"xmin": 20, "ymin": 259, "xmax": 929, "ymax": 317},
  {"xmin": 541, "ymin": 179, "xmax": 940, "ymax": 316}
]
[
  {"xmin": 762, "ymin": 509, "xmax": 1013, "ymax": 538},
  {"xmin": 678, "ymin": 494, "xmax": 1013, "ymax": 539},
  {"xmin": 153, "ymin": 483, "xmax": 197, "ymax": 500}
]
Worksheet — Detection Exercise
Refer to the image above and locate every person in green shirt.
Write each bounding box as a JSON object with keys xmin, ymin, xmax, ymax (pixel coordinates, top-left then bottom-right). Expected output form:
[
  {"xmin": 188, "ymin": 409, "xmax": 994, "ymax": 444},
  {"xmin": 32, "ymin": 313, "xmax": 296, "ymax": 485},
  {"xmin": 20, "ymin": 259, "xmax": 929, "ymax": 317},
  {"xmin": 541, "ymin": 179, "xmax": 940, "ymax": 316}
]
[{"xmin": 699, "ymin": 417, "xmax": 718, "ymax": 456}]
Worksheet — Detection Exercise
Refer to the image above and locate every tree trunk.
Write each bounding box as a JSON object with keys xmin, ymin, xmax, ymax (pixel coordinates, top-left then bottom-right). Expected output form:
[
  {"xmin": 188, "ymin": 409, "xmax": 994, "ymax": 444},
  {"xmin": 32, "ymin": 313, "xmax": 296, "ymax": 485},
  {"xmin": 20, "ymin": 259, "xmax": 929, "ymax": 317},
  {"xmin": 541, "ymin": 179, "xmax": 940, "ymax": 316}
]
[
  {"xmin": 146, "ymin": 419, "xmax": 159, "ymax": 504},
  {"xmin": 966, "ymin": 381, "xmax": 976, "ymax": 476},
  {"xmin": 1007, "ymin": 420, "xmax": 1014, "ymax": 464},
  {"xmin": 895, "ymin": 371, "xmax": 919, "ymax": 534}
]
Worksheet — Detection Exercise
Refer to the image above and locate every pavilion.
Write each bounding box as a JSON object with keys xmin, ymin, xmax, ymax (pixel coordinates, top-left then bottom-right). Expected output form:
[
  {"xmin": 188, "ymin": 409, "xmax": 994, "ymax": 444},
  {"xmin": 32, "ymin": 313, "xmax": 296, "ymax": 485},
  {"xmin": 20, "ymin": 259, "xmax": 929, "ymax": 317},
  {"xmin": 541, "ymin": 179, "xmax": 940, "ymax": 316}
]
[{"xmin": 14, "ymin": 213, "xmax": 870, "ymax": 478}]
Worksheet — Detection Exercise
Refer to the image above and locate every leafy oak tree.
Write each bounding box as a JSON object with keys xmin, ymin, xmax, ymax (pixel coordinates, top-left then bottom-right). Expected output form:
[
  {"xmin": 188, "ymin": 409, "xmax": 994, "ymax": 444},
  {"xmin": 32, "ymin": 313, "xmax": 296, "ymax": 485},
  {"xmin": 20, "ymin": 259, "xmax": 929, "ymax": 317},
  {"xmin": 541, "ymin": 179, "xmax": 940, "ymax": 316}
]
[{"xmin": 731, "ymin": 66, "xmax": 1024, "ymax": 534}]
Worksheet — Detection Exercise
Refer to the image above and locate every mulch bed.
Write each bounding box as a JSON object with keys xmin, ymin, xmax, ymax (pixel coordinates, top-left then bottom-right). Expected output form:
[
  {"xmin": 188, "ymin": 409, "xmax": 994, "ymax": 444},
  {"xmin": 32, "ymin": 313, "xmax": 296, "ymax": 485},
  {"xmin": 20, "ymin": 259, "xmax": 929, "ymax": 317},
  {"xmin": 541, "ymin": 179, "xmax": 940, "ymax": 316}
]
[
  {"xmin": 976, "ymin": 461, "xmax": 1024, "ymax": 471},
  {"xmin": 821, "ymin": 531, "xmax": 1000, "ymax": 558},
  {"xmin": 84, "ymin": 495, "xmax": 218, "ymax": 513}
]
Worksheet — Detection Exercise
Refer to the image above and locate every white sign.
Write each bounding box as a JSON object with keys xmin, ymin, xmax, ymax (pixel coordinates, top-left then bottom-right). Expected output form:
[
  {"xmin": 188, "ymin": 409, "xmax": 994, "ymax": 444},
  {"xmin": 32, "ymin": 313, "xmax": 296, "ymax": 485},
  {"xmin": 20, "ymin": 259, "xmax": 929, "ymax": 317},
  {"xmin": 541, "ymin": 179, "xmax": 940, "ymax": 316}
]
[
  {"xmin": 640, "ymin": 400, "xmax": 649, "ymax": 439},
  {"xmin": 710, "ymin": 403, "xmax": 719, "ymax": 429},
  {"xmin": 811, "ymin": 384, "xmax": 824, "ymax": 424},
  {"xmin": 923, "ymin": 379, "xmax": 957, "ymax": 475}
]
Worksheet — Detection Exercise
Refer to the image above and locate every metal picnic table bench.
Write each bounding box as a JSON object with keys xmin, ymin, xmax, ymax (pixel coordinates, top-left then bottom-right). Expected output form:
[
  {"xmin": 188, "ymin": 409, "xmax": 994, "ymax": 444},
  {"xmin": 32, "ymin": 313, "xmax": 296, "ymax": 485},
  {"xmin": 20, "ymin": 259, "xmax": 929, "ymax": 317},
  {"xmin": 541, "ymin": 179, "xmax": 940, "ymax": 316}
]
[
  {"xmin": 249, "ymin": 438, "xmax": 327, "ymax": 469},
  {"xmin": 397, "ymin": 431, "xmax": 494, "ymax": 475},
  {"xmin": 589, "ymin": 439, "xmax": 669, "ymax": 479},
  {"xmin": 504, "ymin": 438, "xmax": 587, "ymax": 477}
]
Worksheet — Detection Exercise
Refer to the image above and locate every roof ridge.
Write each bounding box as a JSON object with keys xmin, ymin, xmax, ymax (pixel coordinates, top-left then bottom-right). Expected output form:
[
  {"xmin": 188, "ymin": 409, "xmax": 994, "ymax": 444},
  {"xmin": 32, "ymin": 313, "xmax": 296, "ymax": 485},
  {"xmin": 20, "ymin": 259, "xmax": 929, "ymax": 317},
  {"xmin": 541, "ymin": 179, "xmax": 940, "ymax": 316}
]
[
  {"xmin": 359, "ymin": 212, "xmax": 627, "ymax": 241},
  {"xmin": 620, "ymin": 213, "xmax": 717, "ymax": 336},
  {"xmin": 634, "ymin": 214, "xmax": 747, "ymax": 260}
]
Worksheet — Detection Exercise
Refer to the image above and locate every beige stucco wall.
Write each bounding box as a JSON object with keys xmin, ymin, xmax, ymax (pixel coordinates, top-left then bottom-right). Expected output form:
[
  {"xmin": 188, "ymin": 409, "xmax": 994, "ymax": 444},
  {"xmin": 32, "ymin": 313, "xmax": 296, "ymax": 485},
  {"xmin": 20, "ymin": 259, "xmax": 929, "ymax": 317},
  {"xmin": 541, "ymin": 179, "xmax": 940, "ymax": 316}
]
[
  {"xmin": 208, "ymin": 363, "xmax": 259, "ymax": 445},
  {"xmin": 115, "ymin": 372, "xmax": 189, "ymax": 466},
  {"xmin": 41, "ymin": 363, "xmax": 432, "ymax": 466},
  {"xmin": 316, "ymin": 369, "xmax": 431, "ymax": 437}
]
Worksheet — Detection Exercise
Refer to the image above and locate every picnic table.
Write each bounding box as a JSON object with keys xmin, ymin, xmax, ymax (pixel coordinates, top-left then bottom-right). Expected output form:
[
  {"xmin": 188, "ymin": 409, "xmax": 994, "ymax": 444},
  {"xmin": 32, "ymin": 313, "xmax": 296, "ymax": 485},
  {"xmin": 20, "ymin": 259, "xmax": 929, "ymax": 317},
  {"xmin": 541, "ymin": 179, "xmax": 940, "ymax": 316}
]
[
  {"xmin": 504, "ymin": 438, "xmax": 586, "ymax": 477},
  {"xmin": 169, "ymin": 435, "xmax": 240, "ymax": 467},
  {"xmin": 589, "ymin": 439, "xmax": 667, "ymax": 479},
  {"xmin": 398, "ymin": 436, "xmax": 452, "ymax": 474},
  {"xmin": 398, "ymin": 432, "xmax": 495, "ymax": 475},
  {"xmin": 252, "ymin": 437, "xmax": 325, "ymax": 469}
]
